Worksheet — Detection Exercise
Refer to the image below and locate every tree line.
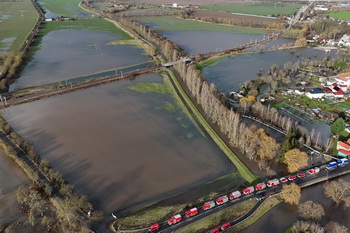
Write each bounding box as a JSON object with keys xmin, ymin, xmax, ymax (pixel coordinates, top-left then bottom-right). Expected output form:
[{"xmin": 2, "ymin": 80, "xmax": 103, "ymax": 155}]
[{"xmin": 0, "ymin": 115, "xmax": 98, "ymax": 232}]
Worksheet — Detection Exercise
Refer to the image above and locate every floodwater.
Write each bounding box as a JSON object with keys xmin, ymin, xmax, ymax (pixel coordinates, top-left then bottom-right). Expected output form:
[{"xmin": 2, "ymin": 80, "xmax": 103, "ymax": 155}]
[
  {"xmin": 2, "ymin": 73, "xmax": 232, "ymax": 213},
  {"xmin": 203, "ymin": 47, "xmax": 337, "ymax": 94},
  {"xmin": 0, "ymin": 150, "xmax": 28, "ymax": 225},
  {"xmin": 241, "ymin": 174, "xmax": 350, "ymax": 233},
  {"xmin": 10, "ymin": 30, "xmax": 150, "ymax": 91},
  {"xmin": 162, "ymin": 30, "xmax": 266, "ymax": 55}
]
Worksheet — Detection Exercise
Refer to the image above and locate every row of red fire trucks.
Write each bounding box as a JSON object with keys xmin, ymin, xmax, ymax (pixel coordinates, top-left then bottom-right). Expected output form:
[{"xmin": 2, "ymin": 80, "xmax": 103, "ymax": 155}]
[{"xmin": 148, "ymin": 167, "xmax": 321, "ymax": 231}]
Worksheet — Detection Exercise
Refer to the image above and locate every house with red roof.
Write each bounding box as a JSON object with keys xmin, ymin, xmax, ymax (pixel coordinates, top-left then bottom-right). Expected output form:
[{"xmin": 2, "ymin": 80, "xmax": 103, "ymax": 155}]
[
  {"xmin": 337, "ymin": 139, "xmax": 350, "ymax": 157},
  {"xmin": 335, "ymin": 72, "xmax": 350, "ymax": 87}
]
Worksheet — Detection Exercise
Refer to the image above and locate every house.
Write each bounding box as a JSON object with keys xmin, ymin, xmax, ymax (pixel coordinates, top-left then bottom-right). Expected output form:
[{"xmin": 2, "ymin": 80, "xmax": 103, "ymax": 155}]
[
  {"xmin": 322, "ymin": 87, "xmax": 333, "ymax": 97},
  {"xmin": 337, "ymin": 139, "xmax": 350, "ymax": 157},
  {"xmin": 335, "ymin": 72, "xmax": 350, "ymax": 86},
  {"xmin": 338, "ymin": 33, "xmax": 350, "ymax": 46},
  {"xmin": 295, "ymin": 89, "xmax": 305, "ymax": 95},
  {"xmin": 306, "ymin": 88, "xmax": 325, "ymax": 99}
]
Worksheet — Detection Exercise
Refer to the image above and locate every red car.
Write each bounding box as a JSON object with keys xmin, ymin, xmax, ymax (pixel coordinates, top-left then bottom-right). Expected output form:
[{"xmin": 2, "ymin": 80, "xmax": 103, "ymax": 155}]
[
  {"xmin": 221, "ymin": 222, "xmax": 231, "ymax": 230},
  {"xmin": 280, "ymin": 177, "xmax": 288, "ymax": 183},
  {"xmin": 288, "ymin": 175, "xmax": 297, "ymax": 181},
  {"xmin": 148, "ymin": 223, "xmax": 160, "ymax": 232},
  {"xmin": 210, "ymin": 228, "xmax": 220, "ymax": 233},
  {"xmin": 308, "ymin": 167, "xmax": 320, "ymax": 175},
  {"xmin": 297, "ymin": 172, "xmax": 306, "ymax": 179}
]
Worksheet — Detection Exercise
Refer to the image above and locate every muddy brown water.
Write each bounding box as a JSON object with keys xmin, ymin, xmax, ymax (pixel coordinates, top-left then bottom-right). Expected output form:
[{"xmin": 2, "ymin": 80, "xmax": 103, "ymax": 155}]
[
  {"xmin": 2, "ymin": 73, "xmax": 234, "ymax": 213},
  {"xmin": 240, "ymin": 174, "xmax": 350, "ymax": 233},
  {"xmin": 0, "ymin": 150, "xmax": 28, "ymax": 225},
  {"xmin": 10, "ymin": 30, "xmax": 150, "ymax": 91}
]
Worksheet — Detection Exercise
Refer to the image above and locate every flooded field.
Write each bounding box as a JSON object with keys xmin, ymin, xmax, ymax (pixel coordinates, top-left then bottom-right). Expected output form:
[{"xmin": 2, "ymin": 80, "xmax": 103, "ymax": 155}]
[
  {"xmin": 162, "ymin": 30, "xmax": 266, "ymax": 55},
  {"xmin": 203, "ymin": 47, "xmax": 337, "ymax": 94},
  {"xmin": 0, "ymin": 150, "xmax": 28, "ymax": 225},
  {"xmin": 10, "ymin": 29, "xmax": 149, "ymax": 91},
  {"xmin": 3, "ymin": 73, "xmax": 232, "ymax": 213},
  {"xmin": 241, "ymin": 174, "xmax": 350, "ymax": 233}
]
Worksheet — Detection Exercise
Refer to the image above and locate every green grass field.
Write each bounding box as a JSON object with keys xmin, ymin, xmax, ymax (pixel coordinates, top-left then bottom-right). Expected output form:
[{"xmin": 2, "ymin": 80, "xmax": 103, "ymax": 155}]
[
  {"xmin": 39, "ymin": 0, "xmax": 90, "ymax": 17},
  {"xmin": 328, "ymin": 11, "xmax": 350, "ymax": 19},
  {"xmin": 202, "ymin": 3, "xmax": 304, "ymax": 16},
  {"xmin": 37, "ymin": 18, "xmax": 131, "ymax": 40},
  {"xmin": 0, "ymin": 0, "xmax": 38, "ymax": 54},
  {"xmin": 138, "ymin": 17, "xmax": 268, "ymax": 34}
]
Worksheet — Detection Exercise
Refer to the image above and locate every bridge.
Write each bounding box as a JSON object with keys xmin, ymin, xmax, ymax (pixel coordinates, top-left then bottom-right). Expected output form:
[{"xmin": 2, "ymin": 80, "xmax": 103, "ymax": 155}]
[
  {"xmin": 0, "ymin": 66, "xmax": 160, "ymax": 109},
  {"xmin": 138, "ymin": 163, "xmax": 350, "ymax": 233}
]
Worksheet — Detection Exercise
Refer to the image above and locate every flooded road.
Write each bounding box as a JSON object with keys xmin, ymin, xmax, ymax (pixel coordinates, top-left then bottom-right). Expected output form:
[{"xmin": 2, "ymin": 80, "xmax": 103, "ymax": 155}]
[
  {"xmin": 10, "ymin": 30, "xmax": 149, "ymax": 91},
  {"xmin": 241, "ymin": 174, "xmax": 350, "ymax": 233},
  {"xmin": 3, "ymin": 73, "xmax": 232, "ymax": 213},
  {"xmin": 0, "ymin": 150, "xmax": 28, "ymax": 225}
]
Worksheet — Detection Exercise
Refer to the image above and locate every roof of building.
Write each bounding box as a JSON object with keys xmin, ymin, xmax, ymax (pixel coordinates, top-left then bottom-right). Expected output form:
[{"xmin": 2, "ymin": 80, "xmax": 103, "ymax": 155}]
[
  {"xmin": 346, "ymin": 138, "xmax": 350, "ymax": 144},
  {"xmin": 337, "ymin": 72, "xmax": 350, "ymax": 78},
  {"xmin": 323, "ymin": 88, "xmax": 332, "ymax": 94},
  {"xmin": 309, "ymin": 88, "xmax": 324, "ymax": 94},
  {"xmin": 338, "ymin": 149, "xmax": 350, "ymax": 155},
  {"xmin": 338, "ymin": 141, "xmax": 350, "ymax": 150},
  {"xmin": 334, "ymin": 89, "xmax": 344, "ymax": 95}
]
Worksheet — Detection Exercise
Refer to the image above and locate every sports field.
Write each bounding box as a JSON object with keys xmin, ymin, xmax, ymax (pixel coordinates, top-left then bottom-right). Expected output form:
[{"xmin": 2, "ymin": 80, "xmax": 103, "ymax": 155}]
[
  {"xmin": 0, "ymin": 0, "xmax": 38, "ymax": 54},
  {"xmin": 201, "ymin": 3, "xmax": 305, "ymax": 16},
  {"xmin": 39, "ymin": 0, "xmax": 90, "ymax": 17},
  {"xmin": 328, "ymin": 11, "xmax": 350, "ymax": 19},
  {"xmin": 138, "ymin": 16, "xmax": 268, "ymax": 34}
]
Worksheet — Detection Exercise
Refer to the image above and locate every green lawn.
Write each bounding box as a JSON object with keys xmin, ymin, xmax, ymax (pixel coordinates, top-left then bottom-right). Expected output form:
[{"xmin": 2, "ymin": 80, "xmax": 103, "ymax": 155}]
[
  {"xmin": 138, "ymin": 17, "xmax": 268, "ymax": 34},
  {"xmin": 38, "ymin": 0, "xmax": 90, "ymax": 17},
  {"xmin": 201, "ymin": 3, "xmax": 304, "ymax": 16},
  {"xmin": 0, "ymin": 0, "xmax": 38, "ymax": 54},
  {"xmin": 328, "ymin": 11, "xmax": 350, "ymax": 19}
]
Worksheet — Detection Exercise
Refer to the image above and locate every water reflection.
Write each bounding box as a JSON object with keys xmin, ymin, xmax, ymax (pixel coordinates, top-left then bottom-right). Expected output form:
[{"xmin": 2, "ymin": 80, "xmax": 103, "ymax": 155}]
[
  {"xmin": 10, "ymin": 30, "xmax": 150, "ymax": 91},
  {"xmin": 3, "ymin": 74, "xmax": 232, "ymax": 213}
]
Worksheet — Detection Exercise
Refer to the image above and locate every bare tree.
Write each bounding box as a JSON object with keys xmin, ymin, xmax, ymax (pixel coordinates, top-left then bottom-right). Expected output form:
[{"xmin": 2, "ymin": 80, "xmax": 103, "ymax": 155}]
[
  {"xmin": 291, "ymin": 221, "xmax": 324, "ymax": 233},
  {"xmin": 324, "ymin": 179, "xmax": 350, "ymax": 205},
  {"xmin": 325, "ymin": 221, "xmax": 348, "ymax": 233},
  {"xmin": 298, "ymin": 201, "xmax": 325, "ymax": 220},
  {"xmin": 281, "ymin": 183, "xmax": 301, "ymax": 205}
]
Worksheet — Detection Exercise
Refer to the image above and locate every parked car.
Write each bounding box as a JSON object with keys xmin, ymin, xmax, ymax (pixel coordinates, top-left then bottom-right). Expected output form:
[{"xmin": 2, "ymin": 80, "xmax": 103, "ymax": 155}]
[
  {"xmin": 221, "ymin": 222, "xmax": 231, "ymax": 231},
  {"xmin": 288, "ymin": 175, "xmax": 297, "ymax": 181},
  {"xmin": 280, "ymin": 177, "xmax": 288, "ymax": 183},
  {"xmin": 297, "ymin": 172, "xmax": 306, "ymax": 179},
  {"xmin": 210, "ymin": 228, "xmax": 220, "ymax": 233}
]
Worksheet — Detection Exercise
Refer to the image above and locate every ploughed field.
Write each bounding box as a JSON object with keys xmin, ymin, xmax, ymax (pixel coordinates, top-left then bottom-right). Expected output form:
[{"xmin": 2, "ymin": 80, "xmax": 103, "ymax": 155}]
[
  {"xmin": 2, "ymin": 73, "xmax": 231, "ymax": 213},
  {"xmin": 0, "ymin": 149, "xmax": 28, "ymax": 225}
]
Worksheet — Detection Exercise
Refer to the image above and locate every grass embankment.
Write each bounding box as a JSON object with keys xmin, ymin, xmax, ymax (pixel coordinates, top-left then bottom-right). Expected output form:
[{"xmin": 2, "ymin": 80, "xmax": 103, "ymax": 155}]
[
  {"xmin": 176, "ymin": 199, "xmax": 259, "ymax": 233},
  {"xmin": 0, "ymin": 0, "xmax": 38, "ymax": 54},
  {"xmin": 201, "ymin": 3, "xmax": 305, "ymax": 16},
  {"xmin": 231, "ymin": 196, "xmax": 281, "ymax": 231},
  {"xmin": 138, "ymin": 16, "xmax": 268, "ymax": 34},
  {"xmin": 165, "ymin": 68, "xmax": 257, "ymax": 183},
  {"xmin": 38, "ymin": 0, "xmax": 90, "ymax": 17},
  {"xmin": 328, "ymin": 11, "xmax": 350, "ymax": 20},
  {"xmin": 114, "ymin": 172, "xmax": 244, "ymax": 229}
]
